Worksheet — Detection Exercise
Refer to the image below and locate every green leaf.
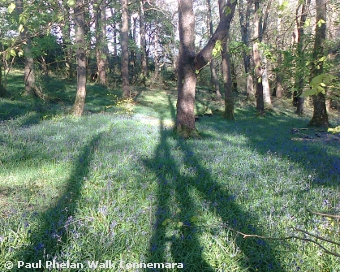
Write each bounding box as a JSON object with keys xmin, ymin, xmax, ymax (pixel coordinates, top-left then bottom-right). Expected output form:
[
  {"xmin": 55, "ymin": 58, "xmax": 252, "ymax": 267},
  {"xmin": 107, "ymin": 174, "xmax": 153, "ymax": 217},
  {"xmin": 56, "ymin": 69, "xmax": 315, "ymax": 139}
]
[
  {"xmin": 278, "ymin": 0, "xmax": 289, "ymax": 11},
  {"xmin": 9, "ymin": 49, "xmax": 16, "ymax": 57},
  {"xmin": 162, "ymin": 218, "xmax": 171, "ymax": 226},
  {"xmin": 8, "ymin": 3, "xmax": 16, "ymax": 13},
  {"xmin": 328, "ymin": 126, "xmax": 340, "ymax": 134},
  {"xmin": 190, "ymin": 216, "xmax": 199, "ymax": 223},
  {"xmin": 300, "ymin": 88, "xmax": 316, "ymax": 97},
  {"xmin": 317, "ymin": 19, "xmax": 325, "ymax": 27},
  {"xmin": 304, "ymin": 19, "xmax": 311, "ymax": 27},
  {"xmin": 318, "ymin": 56, "xmax": 326, "ymax": 62},
  {"xmin": 212, "ymin": 40, "xmax": 222, "ymax": 57},
  {"xmin": 224, "ymin": 6, "xmax": 232, "ymax": 15},
  {"xmin": 177, "ymin": 222, "xmax": 183, "ymax": 228},
  {"xmin": 18, "ymin": 24, "xmax": 24, "ymax": 33},
  {"xmin": 67, "ymin": 0, "xmax": 76, "ymax": 7}
]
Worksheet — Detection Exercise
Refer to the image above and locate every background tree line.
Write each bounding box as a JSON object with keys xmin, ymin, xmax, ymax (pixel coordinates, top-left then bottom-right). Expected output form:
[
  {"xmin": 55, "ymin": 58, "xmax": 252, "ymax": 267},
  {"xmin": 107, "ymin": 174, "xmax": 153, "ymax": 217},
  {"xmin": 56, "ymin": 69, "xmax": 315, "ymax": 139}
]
[{"xmin": 0, "ymin": 0, "xmax": 339, "ymax": 136}]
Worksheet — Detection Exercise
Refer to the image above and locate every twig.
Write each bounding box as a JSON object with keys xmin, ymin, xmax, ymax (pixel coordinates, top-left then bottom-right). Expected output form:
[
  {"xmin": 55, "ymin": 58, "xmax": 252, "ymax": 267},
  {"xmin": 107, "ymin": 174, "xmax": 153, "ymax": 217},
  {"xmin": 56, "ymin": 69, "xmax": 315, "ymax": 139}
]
[
  {"xmin": 309, "ymin": 210, "xmax": 340, "ymax": 219},
  {"xmin": 295, "ymin": 228, "xmax": 340, "ymax": 247},
  {"xmin": 182, "ymin": 223, "xmax": 340, "ymax": 257}
]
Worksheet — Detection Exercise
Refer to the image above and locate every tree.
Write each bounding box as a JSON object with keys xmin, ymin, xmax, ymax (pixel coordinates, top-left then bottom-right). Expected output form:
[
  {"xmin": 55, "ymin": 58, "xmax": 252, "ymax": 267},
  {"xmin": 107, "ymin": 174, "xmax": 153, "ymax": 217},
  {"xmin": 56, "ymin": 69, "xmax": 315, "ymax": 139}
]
[
  {"xmin": 308, "ymin": 0, "xmax": 329, "ymax": 127},
  {"xmin": 15, "ymin": 0, "xmax": 40, "ymax": 97},
  {"xmin": 72, "ymin": 0, "xmax": 87, "ymax": 116},
  {"xmin": 293, "ymin": 0, "xmax": 311, "ymax": 115},
  {"xmin": 222, "ymin": 40, "xmax": 234, "ymax": 120},
  {"xmin": 252, "ymin": 0, "xmax": 264, "ymax": 114},
  {"xmin": 238, "ymin": 0, "xmax": 254, "ymax": 99},
  {"xmin": 176, "ymin": 0, "xmax": 197, "ymax": 137},
  {"xmin": 121, "ymin": 0, "xmax": 130, "ymax": 97},
  {"xmin": 95, "ymin": 0, "xmax": 108, "ymax": 85},
  {"xmin": 175, "ymin": 0, "xmax": 237, "ymax": 137},
  {"xmin": 207, "ymin": 0, "xmax": 221, "ymax": 100},
  {"xmin": 139, "ymin": 0, "xmax": 148, "ymax": 84},
  {"xmin": 219, "ymin": 0, "xmax": 234, "ymax": 120}
]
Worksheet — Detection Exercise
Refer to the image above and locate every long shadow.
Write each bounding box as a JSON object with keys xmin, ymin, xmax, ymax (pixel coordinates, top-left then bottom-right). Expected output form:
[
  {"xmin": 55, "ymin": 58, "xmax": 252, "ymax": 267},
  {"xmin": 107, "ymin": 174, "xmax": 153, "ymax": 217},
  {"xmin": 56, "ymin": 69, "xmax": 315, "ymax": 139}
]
[
  {"xmin": 144, "ymin": 101, "xmax": 284, "ymax": 271},
  {"xmin": 199, "ymin": 114, "xmax": 340, "ymax": 190},
  {"xmin": 12, "ymin": 132, "xmax": 103, "ymax": 270}
]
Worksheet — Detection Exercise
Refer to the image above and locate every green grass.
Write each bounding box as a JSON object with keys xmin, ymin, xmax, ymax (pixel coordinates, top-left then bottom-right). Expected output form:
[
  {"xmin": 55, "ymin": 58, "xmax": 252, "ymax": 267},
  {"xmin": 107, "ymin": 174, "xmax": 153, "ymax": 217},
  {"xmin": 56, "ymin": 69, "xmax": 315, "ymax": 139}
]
[{"xmin": 0, "ymin": 75, "xmax": 339, "ymax": 271}]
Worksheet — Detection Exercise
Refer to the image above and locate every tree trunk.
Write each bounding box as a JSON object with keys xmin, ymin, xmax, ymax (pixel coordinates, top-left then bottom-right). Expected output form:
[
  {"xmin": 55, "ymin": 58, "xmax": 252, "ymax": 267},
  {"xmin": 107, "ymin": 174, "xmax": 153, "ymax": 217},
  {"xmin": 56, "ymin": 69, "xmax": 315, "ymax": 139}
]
[
  {"xmin": 175, "ymin": 0, "xmax": 236, "ymax": 137},
  {"xmin": 222, "ymin": 40, "xmax": 234, "ymax": 120},
  {"xmin": 207, "ymin": 0, "xmax": 221, "ymax": 100},
  {"xmin": 275, "ymin": 0, "xmax": 283, "ymax": 98},
  {"xmin": 259, "ymin": 0, "xmax": 272, "ymax": 108},
  {"xmin": 95, "ymin": 0, "xmax": 107, "ymax": 85},
  {"xmin": 65, "ymin": 6, "xmax": 74, "ymax": 80},
  {"xmin": 72, "ymin": 0, "xmax": 87, "ymax": 116},
  {"xmin": 139, "ymin": 0, "xmax": 148, "ymax": 84},
  {"xmin": 253, "ymin": 0, "xmax": 264, "ymax": 114},
  {"xmin": 121, "ymin": 0, "xmax": 130, "ymax": 97},
  {"xmin": 294, "ymin": 0, "xmax": 310, "ymax": 115},
  {"xmin": 239, "ymin": 0, "xmax": 254, "ymax": 99},
  {"xmin": 15, "ymin": 0, "xmax": 39, "ymax": 97},
  {"xmin": 309, "ymin": 0, "xmax": 329, "ymax": 127},
  {"xmin": 262, "ymin": 54, "xmax": 272, "ymax": 107},
  {"xmin": 176, "ymin": 0, "xmax": 197, "ymax": 138},
  {"xmin": 153, "ymin": 27, "xmax": 160, "ymax": 81}
]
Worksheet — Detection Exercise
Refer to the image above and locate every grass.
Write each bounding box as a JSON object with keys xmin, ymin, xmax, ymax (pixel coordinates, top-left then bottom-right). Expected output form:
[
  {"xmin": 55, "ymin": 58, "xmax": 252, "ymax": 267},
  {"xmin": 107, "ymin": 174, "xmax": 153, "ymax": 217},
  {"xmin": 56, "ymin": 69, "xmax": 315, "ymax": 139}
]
[{"xmin": 0, "ymin": 73, "xmax": 340, "ymax": 271}]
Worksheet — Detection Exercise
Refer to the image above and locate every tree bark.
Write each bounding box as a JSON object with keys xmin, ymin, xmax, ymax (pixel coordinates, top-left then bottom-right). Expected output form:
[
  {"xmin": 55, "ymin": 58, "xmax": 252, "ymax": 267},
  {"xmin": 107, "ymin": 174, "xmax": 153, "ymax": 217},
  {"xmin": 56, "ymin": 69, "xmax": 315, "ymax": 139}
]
[
  {"xmin": 253, "ymin": 0, "xmax": 264, "ymax": 114},
  {"xmin": 153, "ymin": 27, "xmax": 160, "ymax": 81},
  {"xmin": 72, "ymin": 0, "xmax": 87, "ymax": 116},
  {"xmin": 95, "ymin": 0, "xmax": 107, "ymax": 85},
  {"xmin": 121, "ymin": 0, "xmax": 130, "ymax": 97},
  {"xmin": 294, "ymin": 0, "xmax": 310, "ymax": 115},
  {"xmin": 275, "ymin": 0, "xmax": 283, "ymax": 98},
  {"xmin": 219, "ymin": 0, "xmax": 234, "ymax": 120},
  {"xmin": 262, "ymin": 54, "xmax": 272, "ymax": 107},
  {"xmin": 239, "ymin": 0, "xmax": 254, "ymax": 99},
  {"xmin": 15, "ymin": 0, "xmax": 39, "ymax": 97},
  {"xmin": 176, "ymin": 0, "xmax": 197, "ymax": 138},
  {"xmin": 65, "ymin": 6, "xmax": 74, "ymax": 80},
  {"xmin": 259, "ymin": 0, "xmax": 272, "ymax": 108},
  {"xmin": 139, "ymin": 0, "xmax": 148, "ymax": 84},
  {"xmin": 207, "ymin": 0, "xmax": 221, "ymax": 100},
  {"xmin": 175, "ymin": 0, "xmax": 237, "ymax": 137},
  {"xmin": 309, "ymin": 0, "xmax": 329, "ymax": 127},
  {"xmin": 222, "ymin": 40, "xmax": 234, "ymax": 120},
  {"xmin": 195, "ymin": 0, "xmax": 237, "ymax": 71}
]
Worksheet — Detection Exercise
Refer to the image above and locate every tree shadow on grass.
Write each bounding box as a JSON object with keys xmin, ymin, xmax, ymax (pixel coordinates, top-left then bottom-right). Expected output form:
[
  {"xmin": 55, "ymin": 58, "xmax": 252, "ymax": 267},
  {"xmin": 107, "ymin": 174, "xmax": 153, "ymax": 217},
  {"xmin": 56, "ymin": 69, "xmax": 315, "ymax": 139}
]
[
  {"xmin": 12, "ymin": 132, "xmax": 103, "ymax": 270},
  {"xmin": 199, "ymin": 114, "xmax": 340, "ymax": 190},
  {"xmin": 143, "ymin": 101, "xmax": 284, "ymax": 271}
]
